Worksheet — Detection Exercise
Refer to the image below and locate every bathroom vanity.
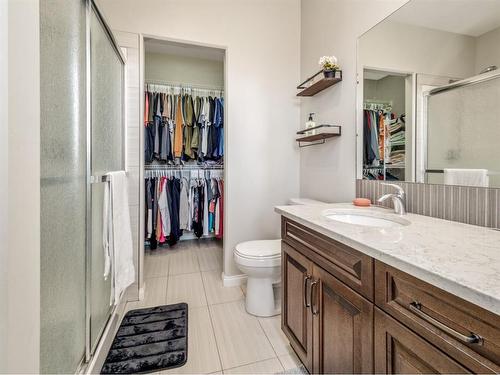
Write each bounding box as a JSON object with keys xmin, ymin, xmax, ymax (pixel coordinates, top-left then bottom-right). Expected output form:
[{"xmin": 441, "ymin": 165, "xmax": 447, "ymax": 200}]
[{"xmin": 276, "ymin": 204, "xmax": 500, "ymax": 374}]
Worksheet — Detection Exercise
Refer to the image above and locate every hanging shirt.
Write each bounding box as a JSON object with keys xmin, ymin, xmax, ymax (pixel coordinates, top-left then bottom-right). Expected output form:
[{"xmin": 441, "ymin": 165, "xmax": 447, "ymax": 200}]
[
  {"xmin": 156, "ymin": 178, "xmax": 165, "ymax": 243},
  {"xmin": 179, "ymin": 177, "xmax": 189, "ymax": 230},
  {"xmin": 144, "ymin": 91, "xmax": 149, "ymax": 126},
  {"xmin": 214, "ymin": 192, "xmax": 220, "ymax": 236},
  {"xmin": 158, "ymin": 177, "xmax": 171, "ymax": 237},
  {"xmin": 183, "ymin": 95, "xmax": 195, "ymax": 159},
  {"xmin": 174, "ymin": 95, "xmax": 183, "ymax": 158},
  {"xmin": 203, "ymin": 178, "xmax": 209, "ymax": 236},
  {"xmin": 216, "ymin": 179, "xmax": 224, "ymax": 239},
  {"xmin": 201, "ymin": 98, "xmax": 209, "ymax": 157},
  {"xmin": 145, "ymin": 178, "xmax": 153, "ymax": 238}
]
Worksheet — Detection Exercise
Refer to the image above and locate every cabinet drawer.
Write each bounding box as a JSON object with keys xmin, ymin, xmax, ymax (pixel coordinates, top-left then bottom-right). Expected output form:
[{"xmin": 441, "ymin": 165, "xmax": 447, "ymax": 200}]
[
  {"xmin": 375, "ymin": 261, "xmax": 500, "ymax": 373},
  {"xmin": 375, "ymin": 308, "xmax": 471, "ymax": 374},
  {"xmin": 282, "ymin": 217, "xmax": 373, "ymax": 300}
]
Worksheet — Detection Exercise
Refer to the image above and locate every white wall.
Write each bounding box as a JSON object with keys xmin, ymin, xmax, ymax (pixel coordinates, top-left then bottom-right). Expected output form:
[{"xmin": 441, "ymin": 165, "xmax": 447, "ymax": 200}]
[
  {"xmin": 114, "ymin": 31, "xmax": 142, "ymax": 297},
  {"xmin": 145, "ymin": 52, "xmax": 224, "ymax": 87},
  {"xmin": 364, "ymin": 75, "xmax": 406, "ymax": 116},
  {"xmin": 6, "ymin": 0, "xmax": 40, "ymax": 372},
  {"xmin": 360, "ymin": 21, "xmax": 476, "ymax": 79},
  {"xmin": 98, "ymin": 0, "xmax": 301, "ymax": 277},
  {"xmin": 476, "ymin": 25, "xmax": 500, "ymax": 74},
  {"xmin": 0, "ymin": 0, "xmax": 7, "ymax": 371},
  {"xmin": 300, "ymin": 0, "xmax": 408, "ymax": 203}
]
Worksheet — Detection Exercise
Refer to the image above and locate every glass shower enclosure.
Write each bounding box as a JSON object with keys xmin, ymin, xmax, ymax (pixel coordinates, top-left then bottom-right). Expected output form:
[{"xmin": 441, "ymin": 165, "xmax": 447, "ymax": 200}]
[
  {"xmin": 40, "ymin": 0, "xmax": 125, "ymax": 372},
  {"xmin": 425, "ymin": 72, "xmax": 500, "ymax": 187}
]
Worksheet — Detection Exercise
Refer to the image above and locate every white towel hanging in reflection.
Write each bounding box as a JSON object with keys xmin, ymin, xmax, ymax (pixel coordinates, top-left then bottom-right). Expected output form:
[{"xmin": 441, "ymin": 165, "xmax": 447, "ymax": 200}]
[{"xmin": 444, "ymin": 169, "xmax": 489, "ymax": 187}]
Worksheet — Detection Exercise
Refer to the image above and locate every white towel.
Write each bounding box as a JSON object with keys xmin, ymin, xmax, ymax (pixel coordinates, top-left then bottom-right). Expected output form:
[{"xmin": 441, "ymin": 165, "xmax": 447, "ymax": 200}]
[
  {"xmin": 444, "ymin": 168, "xmax": 489, "ymax": 187},
  {"xmin": 103, "ymin": 171, "xmax": 135, "ymax": 305}
]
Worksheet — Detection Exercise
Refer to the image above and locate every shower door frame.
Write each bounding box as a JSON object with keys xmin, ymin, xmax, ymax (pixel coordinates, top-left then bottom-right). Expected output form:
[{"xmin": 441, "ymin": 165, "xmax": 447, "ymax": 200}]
[{"xmin": 84, "ymin": 0, "xmax": 126, "ymax": 363}]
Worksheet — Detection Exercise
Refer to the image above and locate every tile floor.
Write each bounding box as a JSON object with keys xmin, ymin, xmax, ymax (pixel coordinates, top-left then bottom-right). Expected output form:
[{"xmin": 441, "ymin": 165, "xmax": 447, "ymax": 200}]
[{"xmin": 125, "ymin": 239, "xmax": 303, "ymax": 374}]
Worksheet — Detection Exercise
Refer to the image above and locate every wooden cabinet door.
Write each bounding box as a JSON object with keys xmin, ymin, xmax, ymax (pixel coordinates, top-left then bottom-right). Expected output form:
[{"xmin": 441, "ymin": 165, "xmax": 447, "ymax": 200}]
[
  {"xmin": 282, "ymin": 242, "xmax": 314, "ymax": 372},
  {"xmin": 312, "ymin": 265, "xmax": 373, "ymax": 374},
  {"xmin": 374, "ymin": 308, "xmax": 471, "ymax": 374}
]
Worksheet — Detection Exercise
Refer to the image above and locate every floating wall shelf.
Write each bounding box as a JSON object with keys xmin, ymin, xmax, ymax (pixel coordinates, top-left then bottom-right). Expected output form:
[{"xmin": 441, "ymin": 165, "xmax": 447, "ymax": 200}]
[
  {"xmin": 297, "ymin": 70, "xmax": 342, "ymax": 97},
  {"xmin": 296, "ymin": 125, "xmax": 341, "ymax": 148}
]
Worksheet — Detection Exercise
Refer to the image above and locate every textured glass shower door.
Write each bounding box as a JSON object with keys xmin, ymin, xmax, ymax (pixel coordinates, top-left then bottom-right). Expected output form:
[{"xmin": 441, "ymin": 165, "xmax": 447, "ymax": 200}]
[
  {"xmin": 89, "ymin": 6, "xmax": 125, "ymax": 353},
  {"xmin": 40, "ymin": 0, "xmax": 87, "ymax": 373},
  {"xmin": 40, "ymin": 0, "xmax": 124, "ymax": 371},
  {"xmin": 426, "ymin": 75, "xmax": 500, "ymax": 186}
]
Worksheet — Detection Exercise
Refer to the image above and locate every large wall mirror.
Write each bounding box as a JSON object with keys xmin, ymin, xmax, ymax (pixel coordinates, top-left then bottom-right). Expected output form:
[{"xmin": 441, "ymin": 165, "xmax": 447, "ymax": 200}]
[{"xmin": 357, "ymin": 0, "xmax": 500, "ymax": 188}]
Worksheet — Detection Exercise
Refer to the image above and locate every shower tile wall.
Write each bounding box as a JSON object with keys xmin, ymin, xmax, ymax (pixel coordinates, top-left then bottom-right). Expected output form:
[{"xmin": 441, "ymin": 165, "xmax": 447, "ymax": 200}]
[{"xmin": 356, "ymin": 179, "xmax": 500, "ymax": 229}]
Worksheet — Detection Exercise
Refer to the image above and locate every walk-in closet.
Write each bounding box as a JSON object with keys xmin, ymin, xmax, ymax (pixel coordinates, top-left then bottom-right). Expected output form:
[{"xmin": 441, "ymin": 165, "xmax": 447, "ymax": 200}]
[{"xmin": 141, "ymin": 39, "xmax": 225, "ymax": 280}]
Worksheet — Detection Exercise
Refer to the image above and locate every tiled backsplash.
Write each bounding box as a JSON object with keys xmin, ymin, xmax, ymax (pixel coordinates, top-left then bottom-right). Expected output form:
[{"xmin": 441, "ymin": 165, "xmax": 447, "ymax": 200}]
[{"xmin": 356, "ymin": 179, "xmax": 500, "ymax": 229}]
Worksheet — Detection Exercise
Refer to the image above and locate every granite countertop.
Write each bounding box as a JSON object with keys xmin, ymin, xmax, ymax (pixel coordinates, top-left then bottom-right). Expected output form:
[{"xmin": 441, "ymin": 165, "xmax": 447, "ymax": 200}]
[{"xmin": 275, "ymin": 203, "xmax": 500, "ymax": 316}]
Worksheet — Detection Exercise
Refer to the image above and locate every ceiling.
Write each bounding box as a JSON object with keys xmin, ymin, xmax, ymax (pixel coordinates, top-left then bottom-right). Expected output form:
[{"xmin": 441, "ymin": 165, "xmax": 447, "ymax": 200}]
[
  {"xmin": 144, "ymin": 38, "xmax": 225, "ymax": 61},
  {"xmin": 389, "ymin": 0, "xmax": 500, "ymax": 37}
]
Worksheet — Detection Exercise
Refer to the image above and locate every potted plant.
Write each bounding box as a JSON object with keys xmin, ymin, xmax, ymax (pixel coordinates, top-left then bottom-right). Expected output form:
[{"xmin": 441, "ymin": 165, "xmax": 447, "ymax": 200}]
[{"xmin": 319, "ymin": 56, "xmax": 340, "ymax": 78}]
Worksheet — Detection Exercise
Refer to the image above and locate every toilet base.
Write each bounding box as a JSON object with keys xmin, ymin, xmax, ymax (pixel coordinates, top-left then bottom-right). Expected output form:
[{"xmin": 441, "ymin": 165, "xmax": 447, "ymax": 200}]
[{"xmin": 245, "ymin": 276, "xmax": 281, "ymax": 317}]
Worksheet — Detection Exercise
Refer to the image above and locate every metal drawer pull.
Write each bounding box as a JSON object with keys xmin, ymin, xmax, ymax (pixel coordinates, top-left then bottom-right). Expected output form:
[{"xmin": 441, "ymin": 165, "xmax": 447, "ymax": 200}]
[
  {"xmin": 409, "ymin": 302, "xmax": 483, "ymax": 345},
  {"xmin": 310, "ymin": 280, "xmax": 319, "ymax": 315},
  {"xmin": 303, "ymin": 275, "xmax": 312, "ymax": 308}
]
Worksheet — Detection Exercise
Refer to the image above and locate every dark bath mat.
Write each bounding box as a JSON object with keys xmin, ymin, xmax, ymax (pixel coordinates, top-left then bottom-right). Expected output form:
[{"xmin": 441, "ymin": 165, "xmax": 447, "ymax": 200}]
[{"xmin": 101, "ymin": 303, "xmax": 188, "ymax": 374}]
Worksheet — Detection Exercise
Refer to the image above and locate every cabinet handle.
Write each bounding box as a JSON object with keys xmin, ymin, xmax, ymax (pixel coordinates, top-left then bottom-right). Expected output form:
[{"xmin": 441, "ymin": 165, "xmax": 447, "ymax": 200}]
[
  {"xmin": 310, "ymin": 280, "xmax": 319, "ymax": 315},
  {"xmin": 303, "ymin": 275, "xmax": 312, "ymax": 308},
  {"xmin": 409, "ymin": 302, "xmax": 483, "ymax": 345}
]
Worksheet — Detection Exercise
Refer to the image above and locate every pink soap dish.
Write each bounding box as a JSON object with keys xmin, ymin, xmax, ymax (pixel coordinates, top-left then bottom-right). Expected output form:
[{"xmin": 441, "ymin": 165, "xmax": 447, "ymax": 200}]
[{"xmin": 353, "ymin": 198, "xmax": 371, "ymax": 207}]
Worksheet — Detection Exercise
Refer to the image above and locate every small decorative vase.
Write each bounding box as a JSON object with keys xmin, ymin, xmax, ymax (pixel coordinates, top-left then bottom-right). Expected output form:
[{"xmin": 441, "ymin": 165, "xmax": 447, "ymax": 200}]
[{"xmin": 323, "ymin": 69, "xmax": 336, "ymax": 79}]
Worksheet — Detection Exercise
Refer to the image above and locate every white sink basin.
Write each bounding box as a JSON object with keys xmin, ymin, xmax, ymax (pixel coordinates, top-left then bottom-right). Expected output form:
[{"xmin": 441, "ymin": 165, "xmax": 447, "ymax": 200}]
[{"xmin": 323, "ymin": 209, "xmax": 410, "ymax": 228}]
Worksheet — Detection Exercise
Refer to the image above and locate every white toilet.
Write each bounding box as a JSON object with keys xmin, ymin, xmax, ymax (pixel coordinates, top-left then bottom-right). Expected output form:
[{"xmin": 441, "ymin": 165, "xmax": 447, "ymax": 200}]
[
  {"xmin": 234, "ymin": 239, "xmax": 282, "ymax": 317},
  {"xmin": 234, "ymin": 198, "xmax": 325, "ymax": 317}
]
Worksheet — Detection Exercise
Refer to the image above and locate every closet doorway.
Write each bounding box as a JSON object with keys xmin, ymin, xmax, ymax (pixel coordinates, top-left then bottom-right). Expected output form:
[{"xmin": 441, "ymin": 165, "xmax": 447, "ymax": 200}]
[
  {"xmin": 362, "ymin": 68, "xmax": 414, "ymax": 182},
  {"xmin": 141, "ymin": 38, "xmax": 226, "ymax": 289}
]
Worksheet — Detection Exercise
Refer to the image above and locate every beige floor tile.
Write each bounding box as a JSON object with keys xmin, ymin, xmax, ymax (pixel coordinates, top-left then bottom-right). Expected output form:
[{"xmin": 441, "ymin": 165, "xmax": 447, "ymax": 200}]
[
  {"xmin": 197, "ymin": 246, "xmax": 223, "ymax": 271},
  {"xmin": 126, "ymin": 276, "xmax": 168, "ymax": 310},
  {"xmin": 209, "ymin": 301, "xmax": 276, "ymax": 370},
  {"xmin": 223, "ymin": 358, "xmax": 283, "ymax": 374},
  {"xmin": 202, "ymin": 271, "xmax": 244, "ymax": 305},
  {"xmin": 169, "ymin": 248, "xmax": 200, "ymax": 275},
  {"xmin": 258, "ymin": 315, "xmax": 292, "ymax": 356},
  {"xmin": 144, "ymin": 253, "xmax": 170, "ymax": 278},
  {"xmin": 163, "ymin": 306, "xmax": 222, "ymax": 374},
  {"xmin": 166, "ymin": 272, "xmax": 208, "ymax": 308},
  {"xmin": 278, "ymin": 351, "xmax": 303, "ymax": 372}
]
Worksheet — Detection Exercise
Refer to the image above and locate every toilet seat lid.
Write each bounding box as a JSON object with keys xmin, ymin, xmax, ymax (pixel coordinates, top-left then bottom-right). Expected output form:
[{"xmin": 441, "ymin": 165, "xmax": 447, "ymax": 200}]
[{"xmin": 235, "ymin": 239, "xmax": 281, "ymax": 259}]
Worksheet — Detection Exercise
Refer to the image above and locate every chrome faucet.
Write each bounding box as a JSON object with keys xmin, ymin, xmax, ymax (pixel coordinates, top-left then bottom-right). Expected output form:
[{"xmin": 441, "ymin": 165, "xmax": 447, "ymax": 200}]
[{"xmin": 377, "ymin": 183, "xmax": 407, "ymax": 215}]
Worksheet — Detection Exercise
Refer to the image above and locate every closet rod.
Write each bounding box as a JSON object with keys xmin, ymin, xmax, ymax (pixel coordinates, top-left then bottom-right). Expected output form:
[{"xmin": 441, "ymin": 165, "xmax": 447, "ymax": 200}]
[
  {"xmin": 145, "ymin": 80, "xmax": 224, "ymax": 92},
  {"xmin": 145, "ymin": 164, "xmax": 223, "ymax": 170}
]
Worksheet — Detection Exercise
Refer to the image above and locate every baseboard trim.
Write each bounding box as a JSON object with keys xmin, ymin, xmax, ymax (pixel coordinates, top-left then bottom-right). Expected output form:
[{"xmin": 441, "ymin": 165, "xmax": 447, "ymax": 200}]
[{"xmin": 222, "ymin": 272, "xmax": 247, "ymax": 287}]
